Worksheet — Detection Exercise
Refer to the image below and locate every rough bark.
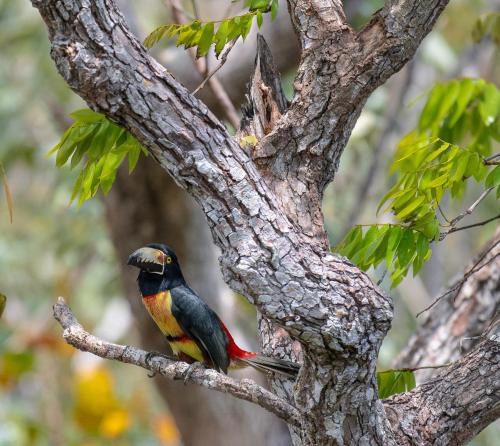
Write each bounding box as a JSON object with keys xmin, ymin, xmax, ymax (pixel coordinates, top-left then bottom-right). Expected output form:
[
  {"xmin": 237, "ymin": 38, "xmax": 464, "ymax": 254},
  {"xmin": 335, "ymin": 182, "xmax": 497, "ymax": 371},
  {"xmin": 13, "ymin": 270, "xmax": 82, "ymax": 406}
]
[
  {"xmin": 105, "ymin": 156, "xmax": 290, "ymax": 446},
  {"xmin": 31, "ymin": 0, "xmax": 499, "ymax": 444},
  {"xmin": 386, "ymin": 340, "xmax": 500, "ymax": 445},
  {"xmin": 394, "ymin": 230, "xmax": 500, "ymax": 382}
]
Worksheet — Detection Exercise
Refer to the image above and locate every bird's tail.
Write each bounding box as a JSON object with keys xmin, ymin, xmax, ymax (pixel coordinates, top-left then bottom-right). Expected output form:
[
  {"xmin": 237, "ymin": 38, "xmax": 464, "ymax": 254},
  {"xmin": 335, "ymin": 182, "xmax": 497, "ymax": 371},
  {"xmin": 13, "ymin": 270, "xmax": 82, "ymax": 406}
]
[{"xmin": 239, "ymin": 355, "xmax": 300, "ymax": 378}]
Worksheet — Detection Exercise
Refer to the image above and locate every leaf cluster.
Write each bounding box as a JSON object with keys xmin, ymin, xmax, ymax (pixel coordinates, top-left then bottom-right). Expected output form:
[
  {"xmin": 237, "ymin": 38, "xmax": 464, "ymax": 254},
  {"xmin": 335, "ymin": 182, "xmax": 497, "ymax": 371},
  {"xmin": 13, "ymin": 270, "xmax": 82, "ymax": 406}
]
[
  {"xmin": 143, "ymin": 0, "xmax": 278, "ymax": 57},
  {"xmin": 336, "ymin": 79, "xmax": 499, "ymax": 287},
  {"xmin": 49, "ymin": 109, "xmax": 147, "ymax": 207},
  {"xmin": 337, "ymin": 226, "xmax": 431, "ymax": 287}
]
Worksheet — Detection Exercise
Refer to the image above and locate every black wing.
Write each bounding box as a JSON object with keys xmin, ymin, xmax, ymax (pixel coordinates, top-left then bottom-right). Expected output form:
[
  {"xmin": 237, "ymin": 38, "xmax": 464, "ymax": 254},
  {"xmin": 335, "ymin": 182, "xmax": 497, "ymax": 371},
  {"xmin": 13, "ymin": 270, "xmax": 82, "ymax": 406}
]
[{"xmin": 170, "ymin": 285, "xmax": 230, "ymax": 373}]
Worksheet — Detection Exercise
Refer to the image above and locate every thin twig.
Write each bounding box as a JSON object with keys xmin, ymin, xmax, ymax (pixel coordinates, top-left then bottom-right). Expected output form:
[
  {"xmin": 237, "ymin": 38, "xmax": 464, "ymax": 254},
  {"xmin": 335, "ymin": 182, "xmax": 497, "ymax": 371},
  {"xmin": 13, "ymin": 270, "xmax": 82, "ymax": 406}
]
[
  {"xmin": 190, "ymin": 0, "xmax": 200, "ymax": 20},
  {"xmin": 439, "ymin": 188, "xmax": 493, "ymax": 240},
  {"xmin": 484, "ymin": 153, "xmax": 500, "ymax": 165},
  {"xmin": 437, "ymin": 203, "xmax": 451, "ymax": 224},
  {"xmin": 165, "ymin": 0, "xmax": 240, "ymax": 128},
  {"xmin": 416, "ymin": 240, "xmax": 500, "ymax": 317},
  {"xmin": 446, "ymin": 213, "xmax": 500, "ymax": 235},
  {"xmin": 192, "ymin": 39, "xmax": 237, "ymax": 95},
  {"xmin": 52, "ymin": 297, "xmax": 302, "ymax": 427},
  {"xmin": 378, "ymin": 361, "xmax": 453, "ymax": 374}
]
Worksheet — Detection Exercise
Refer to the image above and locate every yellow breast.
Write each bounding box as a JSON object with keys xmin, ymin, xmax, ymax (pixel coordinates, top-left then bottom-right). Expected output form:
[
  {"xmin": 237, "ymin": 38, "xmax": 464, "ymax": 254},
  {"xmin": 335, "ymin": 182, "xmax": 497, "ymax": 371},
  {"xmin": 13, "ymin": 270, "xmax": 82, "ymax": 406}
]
[
  {"xmin": 142, "ymin": 290, "xmax": 205, "ymax": 363},
  {"xmin": 142, "ymin": 290, "xmax": 184, "ymax": 338}
]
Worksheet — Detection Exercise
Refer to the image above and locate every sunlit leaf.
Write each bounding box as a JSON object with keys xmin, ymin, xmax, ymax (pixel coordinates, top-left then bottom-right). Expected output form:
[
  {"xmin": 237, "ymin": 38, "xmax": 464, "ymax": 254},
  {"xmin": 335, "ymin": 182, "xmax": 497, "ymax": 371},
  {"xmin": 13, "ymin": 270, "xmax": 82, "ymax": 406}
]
[
  {"xmin": 51, "ymin": 109, "xmax": 148, "ymax": 206},
  {"xmin": 377, "ymin": 370, "xmax": 416, "ymax": 399}
]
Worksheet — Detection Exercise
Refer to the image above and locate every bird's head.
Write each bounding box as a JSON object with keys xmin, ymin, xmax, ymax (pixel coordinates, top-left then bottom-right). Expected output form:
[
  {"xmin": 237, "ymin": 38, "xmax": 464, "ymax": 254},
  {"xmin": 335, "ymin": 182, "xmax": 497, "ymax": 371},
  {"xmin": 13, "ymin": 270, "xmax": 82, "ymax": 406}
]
[{"xmin": 127, "ymin": 243, "xmax": 185, "ymax": 292}]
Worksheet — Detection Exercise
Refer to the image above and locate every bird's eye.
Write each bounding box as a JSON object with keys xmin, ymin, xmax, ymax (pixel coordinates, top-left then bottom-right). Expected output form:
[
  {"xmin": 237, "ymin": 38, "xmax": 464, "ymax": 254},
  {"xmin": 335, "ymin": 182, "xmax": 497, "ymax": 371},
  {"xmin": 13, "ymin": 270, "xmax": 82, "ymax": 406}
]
[{"xmin": 166, "ymin": 256, "xmax": 173, "ymax": 264}]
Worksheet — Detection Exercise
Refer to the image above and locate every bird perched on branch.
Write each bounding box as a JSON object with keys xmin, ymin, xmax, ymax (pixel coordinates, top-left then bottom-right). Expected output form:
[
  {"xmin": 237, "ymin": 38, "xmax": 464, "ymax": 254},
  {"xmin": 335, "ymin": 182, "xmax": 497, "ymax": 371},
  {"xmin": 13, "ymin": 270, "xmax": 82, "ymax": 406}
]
[{"xmin": 127, "ymin": 243, "xmax": 299, "ymax": 378}]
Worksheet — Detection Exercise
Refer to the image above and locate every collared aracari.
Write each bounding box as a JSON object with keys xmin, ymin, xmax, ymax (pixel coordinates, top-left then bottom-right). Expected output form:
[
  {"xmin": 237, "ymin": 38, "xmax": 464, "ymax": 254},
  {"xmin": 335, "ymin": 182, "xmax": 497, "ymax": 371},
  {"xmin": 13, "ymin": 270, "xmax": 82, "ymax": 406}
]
[{"xmin": 127, "ymin": 243, "xmax": 299, "ymax": 378}]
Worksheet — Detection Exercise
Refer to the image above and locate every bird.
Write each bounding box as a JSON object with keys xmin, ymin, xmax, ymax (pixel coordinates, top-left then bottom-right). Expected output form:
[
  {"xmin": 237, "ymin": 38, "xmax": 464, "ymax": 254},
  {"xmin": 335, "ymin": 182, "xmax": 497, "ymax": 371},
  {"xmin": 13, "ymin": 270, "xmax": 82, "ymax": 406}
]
[{"xmin": 127, "ymin": 243, "xmax": 299, "ymax": 378}]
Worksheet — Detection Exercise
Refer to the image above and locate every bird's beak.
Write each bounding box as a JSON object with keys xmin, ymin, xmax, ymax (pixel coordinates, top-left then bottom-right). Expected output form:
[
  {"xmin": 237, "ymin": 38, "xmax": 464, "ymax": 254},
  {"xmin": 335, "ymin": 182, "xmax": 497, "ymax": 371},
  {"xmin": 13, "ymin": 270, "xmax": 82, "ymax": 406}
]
[{"xmin": 127, "ymin": 247, "xmax": 165, "ymax": 274}]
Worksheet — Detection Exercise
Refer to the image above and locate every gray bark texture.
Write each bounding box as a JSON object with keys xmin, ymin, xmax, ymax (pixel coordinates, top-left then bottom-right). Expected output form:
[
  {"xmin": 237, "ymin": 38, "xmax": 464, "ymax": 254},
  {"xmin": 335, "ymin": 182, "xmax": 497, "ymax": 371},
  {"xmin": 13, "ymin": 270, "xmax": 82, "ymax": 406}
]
[{"xmin": 32, "ymin": 0, "xmax": 500, "ymax": 444}]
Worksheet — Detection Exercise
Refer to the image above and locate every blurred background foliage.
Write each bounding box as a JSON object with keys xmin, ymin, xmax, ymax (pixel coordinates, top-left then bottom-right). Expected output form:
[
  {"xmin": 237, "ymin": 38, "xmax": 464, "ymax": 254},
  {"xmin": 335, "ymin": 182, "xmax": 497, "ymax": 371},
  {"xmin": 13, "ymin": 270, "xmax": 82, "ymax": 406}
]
[{"xmin": 0, "ymin": 0, "xmax": 498, "ymax": 445}]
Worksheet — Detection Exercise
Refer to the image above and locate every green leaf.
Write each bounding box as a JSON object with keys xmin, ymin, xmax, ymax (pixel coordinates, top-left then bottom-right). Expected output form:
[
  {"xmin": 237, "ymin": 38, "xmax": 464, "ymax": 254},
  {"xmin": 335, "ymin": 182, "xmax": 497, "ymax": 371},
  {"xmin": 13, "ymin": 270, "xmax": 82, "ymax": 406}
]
[
  {"xmin": 128, "ymin": 141, "xmax": 142, "ymax": 174},
  {"xmin": 177, "ymin": 21, "xmax": 202, "ymax": 48},
  {"xmin": 485, "ymin": 166, "xmax": 500, "ymax": 188},
  {"xmin": 144, "ymin": 25, "xmax": 180, "ymax": 49},
  {"xmin": 337, "ymin": 226, "xmax": 363, "ymax": 259},
  {"xmin": 413, "ymin": 233, "xmax": 430, "ymax": 276},
  {"xmin": 448, "ymin": 79, "xmax": 475, "ymax": 126},
  {"xmin": 385, "ymin": 226, "xmax": 402, "ymax": 269},
  {"xmin": 427, "ymin": 174, "xmax": 449, "ymax": 188},
  {"xmin": 479, "ymin": 83, "xmax": 500, "ymax": 126},
  {"xmin": 69, "ymin": 108, "xmax": 105, "ymax": 123},
  {"xmin": 450, "ymin": 151, "xmax": 469, "ymax": 183},
  {"xmin": 271, "ymin": 0, "xmax": 279, "ymax": 20},
  {"xmin": 256, "ymin": 11, "xmax": 263, "ymax": 28},
  {"xmin": 197, "ymin": 22, "xmax": 215, "ymax": 57},
  {"xmin": 70, "ymin": 126, "xmax": 97, "ymax": 168},
  {"xmin": 52, "ymin": 109, "xmax": 148, "ymax": 206},
  {"xmin": 424, "ymin": 142, "xmax": 450, "ymax": 163},
  {"xmin": 70, "ymin": 169, "xmax": 85, "ymax": 205},
  {"xmin": 397, "ymin": 229, "xmax": 415, "ymax": 270},
  {"xmin": 419, "ymin": 83, "xmax": 445, "ymax": 131},
  {"xmin": 240, "ymin": 14, "xmax": 254, "ymax": 40},
  {"xmin": 396, "ymin": 195, "xmax": 425, "ymax": 220},
  {"xmin": 214, "ymin": 20, "xmax": 230, "ymax": 56},
  {"xmin": 377, "ymin": 370, "xmax": 416, "ymax": 399}
]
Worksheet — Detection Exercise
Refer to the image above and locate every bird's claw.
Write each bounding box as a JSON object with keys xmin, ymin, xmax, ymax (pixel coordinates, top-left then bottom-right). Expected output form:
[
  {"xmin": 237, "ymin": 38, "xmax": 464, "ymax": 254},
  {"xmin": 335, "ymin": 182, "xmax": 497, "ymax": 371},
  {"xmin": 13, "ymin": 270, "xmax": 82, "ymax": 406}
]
[
  {"xmin": 182, "ymin": 362, "xmax": 205, "ymax": 385},
  {"xmin": 145, "ymin": 351, "xmax": 176, "ymax": 378}
]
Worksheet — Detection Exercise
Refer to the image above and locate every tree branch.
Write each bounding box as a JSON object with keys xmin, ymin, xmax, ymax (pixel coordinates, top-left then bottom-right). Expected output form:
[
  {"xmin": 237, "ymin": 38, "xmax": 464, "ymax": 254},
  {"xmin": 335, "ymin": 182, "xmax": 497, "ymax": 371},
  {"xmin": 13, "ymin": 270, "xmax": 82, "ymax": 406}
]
[
  {"xmin": 385, "ymin": 339, "xmax": 500, "ymax": 445},
  {"xmin": 439, "ymin": 187, "xmax": 494, "ymax": 240},
  {"xmin": 394, "ymin": 230, "xmax": 500, "ymax": 381},
  {"xmin": 53, "ymin": 296, "xmax": 302, "ymax": 427},
  {"xmin": 248, "ymin": 0, "xmax": 450, "ymax": 242}
]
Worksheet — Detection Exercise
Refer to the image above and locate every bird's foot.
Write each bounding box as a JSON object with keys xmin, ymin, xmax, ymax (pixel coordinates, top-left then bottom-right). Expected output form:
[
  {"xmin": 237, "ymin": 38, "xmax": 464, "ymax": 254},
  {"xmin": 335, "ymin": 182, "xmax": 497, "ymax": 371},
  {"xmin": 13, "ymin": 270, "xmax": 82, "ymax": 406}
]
[
  {"xmin": 145, "ymin": 351, "xmax": 177, "ymax": 378},
  {"xmin": 182, "ymin": 362, "xmax": 205, "ymax": 385}
]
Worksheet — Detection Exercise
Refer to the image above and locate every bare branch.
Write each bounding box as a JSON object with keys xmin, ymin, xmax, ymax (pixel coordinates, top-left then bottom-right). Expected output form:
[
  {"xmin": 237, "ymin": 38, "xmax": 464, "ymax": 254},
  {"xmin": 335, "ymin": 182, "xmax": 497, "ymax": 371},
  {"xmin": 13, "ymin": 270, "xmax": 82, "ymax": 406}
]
[
  {"xmin": 439, "ymin": 188, "xmax": 494, "ymax": 240},
  {"xmin": 249, "ymin": 0, "xmax": 450, "ymax": 237},
  {"xmin": 192, "ymin": 39, "xmax": 238, "ymax": 96},
  {"xmin": 446, "ymin": 213, "xmax": 500, "ymax": 235},
  {"xmin": 484, "ymin": 153, "xmax": 500, "ymax": 165},
  {"xmin": 53, "ymin": 296, "xmax": 302, "ymax": 427},
  {"xmin": 416, "ymin": 240, "xmax": 500, "ymax": 317},
  {"xmin": 395, "ymin": 230, "xmax": 500, "ymax": 381},
  {"xmin": 385, "ymin": 339, "xmax": 500, "ymax": 445}
]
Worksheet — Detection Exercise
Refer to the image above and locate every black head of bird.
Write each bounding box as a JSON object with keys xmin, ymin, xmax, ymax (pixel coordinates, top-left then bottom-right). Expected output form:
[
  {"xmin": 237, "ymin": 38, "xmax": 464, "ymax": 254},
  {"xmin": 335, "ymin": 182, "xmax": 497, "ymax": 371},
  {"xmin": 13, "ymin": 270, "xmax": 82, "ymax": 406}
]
[{"xmin": 127, "ymin": 243, "xmax": 185, "ymax": 294}]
